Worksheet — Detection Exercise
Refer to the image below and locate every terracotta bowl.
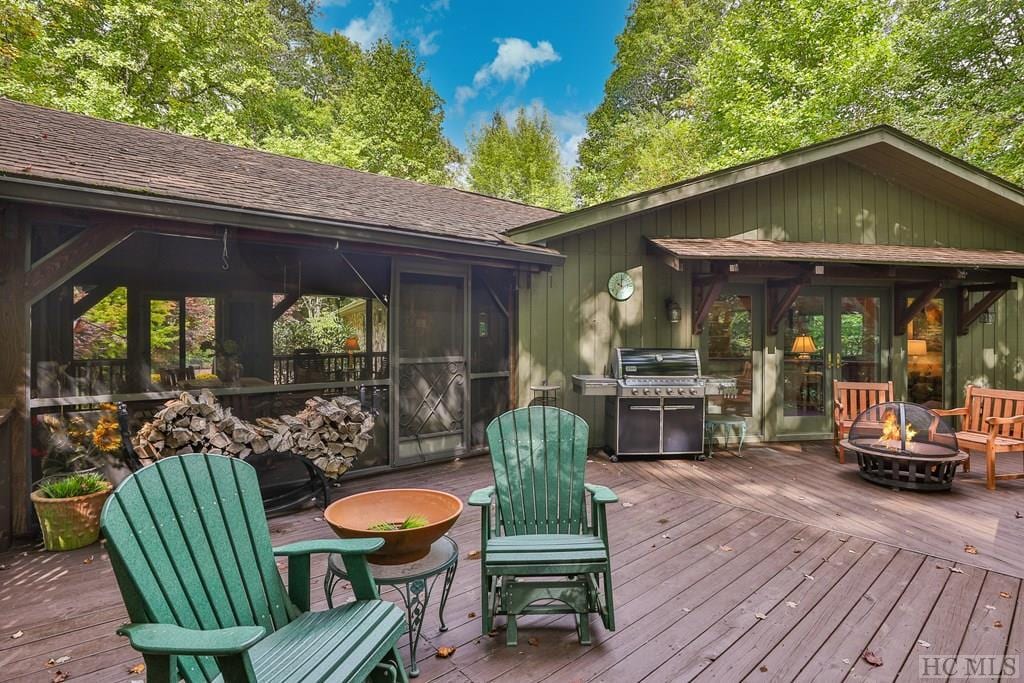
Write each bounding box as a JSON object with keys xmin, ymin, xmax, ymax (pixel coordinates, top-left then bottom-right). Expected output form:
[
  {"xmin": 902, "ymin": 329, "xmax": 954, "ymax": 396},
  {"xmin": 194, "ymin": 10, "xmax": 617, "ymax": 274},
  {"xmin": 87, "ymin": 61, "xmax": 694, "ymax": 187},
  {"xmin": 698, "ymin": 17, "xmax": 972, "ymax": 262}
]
[{"xmin": 324, "ymin": 488, "xmax": 463, "ymax": 565}]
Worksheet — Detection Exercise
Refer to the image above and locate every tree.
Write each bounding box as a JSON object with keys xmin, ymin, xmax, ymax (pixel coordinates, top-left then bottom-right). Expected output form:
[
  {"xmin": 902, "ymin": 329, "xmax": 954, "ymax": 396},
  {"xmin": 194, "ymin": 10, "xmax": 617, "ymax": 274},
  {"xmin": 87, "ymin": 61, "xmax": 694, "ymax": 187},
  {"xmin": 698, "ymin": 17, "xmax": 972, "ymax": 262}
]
[
  {"xmin": 1, "ymin": 1, "xmax": 457, "ymax": 184},
  {"xmin": 466, "ymin": 108, "xmax": 572, "ymax": 211}
]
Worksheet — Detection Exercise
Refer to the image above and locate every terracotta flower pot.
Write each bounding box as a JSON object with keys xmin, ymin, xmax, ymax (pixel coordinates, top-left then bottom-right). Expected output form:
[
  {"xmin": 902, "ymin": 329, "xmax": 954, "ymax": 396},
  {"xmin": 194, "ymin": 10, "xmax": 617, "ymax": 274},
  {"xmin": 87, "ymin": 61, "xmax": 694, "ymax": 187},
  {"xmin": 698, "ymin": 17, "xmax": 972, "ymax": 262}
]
[
  {"xmin": 31, "ymin": 485, "xmax": 112, "ymax": 551},
  {"xmin": 325, "ymin": 488, "xmax": 463, "ymax": 564}
]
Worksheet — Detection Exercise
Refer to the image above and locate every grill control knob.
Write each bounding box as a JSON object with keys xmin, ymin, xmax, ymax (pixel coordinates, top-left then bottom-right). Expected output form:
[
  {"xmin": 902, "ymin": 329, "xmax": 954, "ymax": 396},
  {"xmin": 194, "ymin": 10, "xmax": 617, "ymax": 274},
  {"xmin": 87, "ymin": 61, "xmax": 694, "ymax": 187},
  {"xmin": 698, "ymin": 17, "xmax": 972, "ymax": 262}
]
[
  {"xmin": 643, "ymin": 388, "xmax": 650, "ymax": 395},
  {"xmin": 689, "ymin": 388, "xmax": 699, "ymax": 396},
  {"xmin": 665, "ymin": 388, "xmax": 674, "ymax": 395},
  {"xmin": 631, "ymin": 388, "xmax": 639, "ymax": 395}
]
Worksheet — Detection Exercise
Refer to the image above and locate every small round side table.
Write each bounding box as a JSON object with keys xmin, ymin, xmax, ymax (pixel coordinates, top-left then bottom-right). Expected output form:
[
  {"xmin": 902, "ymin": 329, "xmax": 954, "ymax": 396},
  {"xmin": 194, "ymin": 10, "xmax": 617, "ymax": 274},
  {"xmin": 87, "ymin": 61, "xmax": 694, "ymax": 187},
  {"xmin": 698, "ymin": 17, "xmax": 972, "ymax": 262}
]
[
  {"xmin": 325, "ymin": 535, "xmax": 458, "ymax": 678},
  {"xmin": 705, "ymin": 414, "xmax": 747, "ymax": 456},
  {"xmin": 529, "ymin": 384, "xmax": 560, "ymax": 407}
]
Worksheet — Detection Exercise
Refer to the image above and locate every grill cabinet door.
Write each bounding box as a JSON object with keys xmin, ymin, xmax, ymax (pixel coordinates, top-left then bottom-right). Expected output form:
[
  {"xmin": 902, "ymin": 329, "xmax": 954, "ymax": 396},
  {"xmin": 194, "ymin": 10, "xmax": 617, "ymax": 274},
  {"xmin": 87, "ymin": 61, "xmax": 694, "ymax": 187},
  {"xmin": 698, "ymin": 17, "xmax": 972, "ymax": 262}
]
[
  {"xmin": 662, "ymin": 398, "xmax": 704, "ymax": 454},
  {"xmin": 617, "ymin": 398, "xmax": 662, "ymax": 454}
]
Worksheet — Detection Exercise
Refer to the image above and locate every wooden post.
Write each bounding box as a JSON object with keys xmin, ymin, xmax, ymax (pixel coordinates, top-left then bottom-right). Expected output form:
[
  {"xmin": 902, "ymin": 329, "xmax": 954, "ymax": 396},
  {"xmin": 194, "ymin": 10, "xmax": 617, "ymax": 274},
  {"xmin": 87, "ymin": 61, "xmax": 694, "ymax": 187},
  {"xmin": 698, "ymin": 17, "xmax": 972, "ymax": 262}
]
[{"xmin": 0, "ymin": 204, "xmax": 32, "ymax": 545}]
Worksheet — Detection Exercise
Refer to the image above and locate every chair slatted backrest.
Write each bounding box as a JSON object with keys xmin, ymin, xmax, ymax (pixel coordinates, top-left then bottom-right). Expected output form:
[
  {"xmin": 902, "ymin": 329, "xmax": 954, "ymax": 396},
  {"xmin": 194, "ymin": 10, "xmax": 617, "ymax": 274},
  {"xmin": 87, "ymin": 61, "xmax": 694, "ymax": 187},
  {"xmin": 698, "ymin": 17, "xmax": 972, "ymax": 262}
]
[
  {"xmin": 834, "ymin": 380, "xmax": 894, "ymax": 421},
  {"xmin": 964, "ymin": 386, "xmax": 1024, "ymax": 438},
  {"xmin": 100, "ymin": 454, "xmax": 298, "ymax": 682},
  {"xmin": 485, "ymin": 407, "xmax": 589, "ymax": 536}
]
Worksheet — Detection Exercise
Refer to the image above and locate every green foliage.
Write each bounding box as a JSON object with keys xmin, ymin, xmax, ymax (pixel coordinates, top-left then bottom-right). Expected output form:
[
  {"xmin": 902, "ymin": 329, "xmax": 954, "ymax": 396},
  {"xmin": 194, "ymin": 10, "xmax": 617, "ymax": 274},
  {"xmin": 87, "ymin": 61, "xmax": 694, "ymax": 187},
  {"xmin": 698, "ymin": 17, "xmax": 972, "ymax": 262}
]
[
  {"xmin": 467, "ymin": 108, "xmax": 573, "ymax": 211},
  {"xmin": 273, "ymin": 296, "xmax": 360, "ymax": 355},
  {"xmin": 37, "ymin": 471, "xmax": 109, "ymax": 499},
  {"xmin": 1, "ymin": 0, "xmax": 455, "ymax": 183},
  {"xmin": 577, "ymin": 0, "xmax": 1024, "ymax": 203},
  {"xmin": 367, "ymin": 514, "xmax": 429, "ymax": 531}
]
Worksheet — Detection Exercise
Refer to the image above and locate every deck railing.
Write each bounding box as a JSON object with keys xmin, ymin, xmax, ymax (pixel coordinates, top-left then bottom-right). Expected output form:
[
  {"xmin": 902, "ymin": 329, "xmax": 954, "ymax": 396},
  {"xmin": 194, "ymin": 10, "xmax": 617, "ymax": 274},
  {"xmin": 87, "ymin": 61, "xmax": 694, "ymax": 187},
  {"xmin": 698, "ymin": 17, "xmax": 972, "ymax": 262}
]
[
  {"xmin": 272, "ymin": 351, "xmax": 389, "ymax": 385},
  {"xmin": 66, "ymin": 358, "xmax": 130, "ymax": 396}
]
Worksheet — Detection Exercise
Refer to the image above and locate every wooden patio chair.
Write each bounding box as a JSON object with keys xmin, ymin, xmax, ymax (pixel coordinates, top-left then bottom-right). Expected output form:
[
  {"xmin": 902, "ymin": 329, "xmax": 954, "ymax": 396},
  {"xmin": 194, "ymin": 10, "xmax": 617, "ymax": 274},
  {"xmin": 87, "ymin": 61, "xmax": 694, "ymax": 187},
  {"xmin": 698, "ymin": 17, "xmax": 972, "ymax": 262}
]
[
  {"xmin": 469, "ymin": 406, "xmax": 617, "ymax": 647},
  {"xmin": 833, "ymin": 380, "xmax": 894, "ymax": 463},
  {"xmin": 100, "ymin": 453, "xmax": 408, "ymax": 683},
  {"xmin": 934, "ymin": 385, "xmax": 1024, "ymax": 490}
]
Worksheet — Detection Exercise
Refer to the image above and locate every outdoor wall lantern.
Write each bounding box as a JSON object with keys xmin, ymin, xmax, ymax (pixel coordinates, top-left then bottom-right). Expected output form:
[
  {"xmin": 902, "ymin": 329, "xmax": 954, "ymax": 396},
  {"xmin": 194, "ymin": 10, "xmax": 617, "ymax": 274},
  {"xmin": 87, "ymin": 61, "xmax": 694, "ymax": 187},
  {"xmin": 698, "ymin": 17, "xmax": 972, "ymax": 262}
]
[
  {"xmin": 981, "ymin": 308, "xmax": 996, "ymax": 325},
  {"xmin": 666, "ymin": 298, "xmax": 682, "ymax": 324}
]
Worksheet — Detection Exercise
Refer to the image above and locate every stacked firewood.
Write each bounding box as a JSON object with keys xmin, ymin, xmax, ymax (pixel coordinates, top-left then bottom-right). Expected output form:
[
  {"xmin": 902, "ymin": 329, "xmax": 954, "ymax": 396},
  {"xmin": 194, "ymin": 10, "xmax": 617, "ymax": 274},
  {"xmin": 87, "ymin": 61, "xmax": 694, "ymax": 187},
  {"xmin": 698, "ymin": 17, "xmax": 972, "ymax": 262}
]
[{"xmin": 132, "ymin": 390, "xmax": 373, "ymax": 478}]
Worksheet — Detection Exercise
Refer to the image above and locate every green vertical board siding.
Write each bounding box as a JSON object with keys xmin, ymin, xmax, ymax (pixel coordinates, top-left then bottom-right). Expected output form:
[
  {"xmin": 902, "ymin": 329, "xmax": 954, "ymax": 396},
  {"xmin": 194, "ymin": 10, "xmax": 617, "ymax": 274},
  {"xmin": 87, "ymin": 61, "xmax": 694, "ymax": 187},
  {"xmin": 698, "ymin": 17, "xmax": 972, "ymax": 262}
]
[{"xmin": 517, "ymin": 157, "xmax": 1024, "ymax": 445}]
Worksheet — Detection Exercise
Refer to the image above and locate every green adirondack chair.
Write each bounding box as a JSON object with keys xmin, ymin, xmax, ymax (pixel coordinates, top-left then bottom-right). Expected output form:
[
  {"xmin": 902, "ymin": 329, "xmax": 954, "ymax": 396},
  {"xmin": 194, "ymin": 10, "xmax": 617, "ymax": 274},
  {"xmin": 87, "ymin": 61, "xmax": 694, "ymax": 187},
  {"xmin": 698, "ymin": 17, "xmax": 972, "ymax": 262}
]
[
  {"xmin": 469, "ymin": 406, "xmax": 617, "ymax": 646},
  {"xmin": 100, "ymin": 453, "xmax": 408, "ymax": 683}
]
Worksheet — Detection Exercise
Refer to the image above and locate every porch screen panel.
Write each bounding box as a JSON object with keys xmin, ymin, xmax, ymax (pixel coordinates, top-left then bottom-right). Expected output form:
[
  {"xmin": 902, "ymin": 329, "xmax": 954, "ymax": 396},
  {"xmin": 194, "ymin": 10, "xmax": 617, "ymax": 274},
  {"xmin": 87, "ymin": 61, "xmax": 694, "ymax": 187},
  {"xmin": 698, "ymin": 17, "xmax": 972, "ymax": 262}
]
[
  {"xmin": 705, "ymin": 294, "xmax": 753, "ymax": 417},
  {"xmin": 470, "ymin": 268, "xmax": 512, "ymax": 447}
]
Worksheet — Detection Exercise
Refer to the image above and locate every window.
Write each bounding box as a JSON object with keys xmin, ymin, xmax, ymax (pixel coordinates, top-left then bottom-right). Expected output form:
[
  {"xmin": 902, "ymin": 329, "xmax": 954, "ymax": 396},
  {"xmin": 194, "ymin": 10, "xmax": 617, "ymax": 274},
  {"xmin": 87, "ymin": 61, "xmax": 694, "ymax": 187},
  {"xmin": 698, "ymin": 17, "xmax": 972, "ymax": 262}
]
[
  {"xmin": 705, "ymin": 294, "xmax": 753, "ymax": 417},
  {"xmin": 906, "ymin": 299, "xmax": 944, "ymax": 407}
]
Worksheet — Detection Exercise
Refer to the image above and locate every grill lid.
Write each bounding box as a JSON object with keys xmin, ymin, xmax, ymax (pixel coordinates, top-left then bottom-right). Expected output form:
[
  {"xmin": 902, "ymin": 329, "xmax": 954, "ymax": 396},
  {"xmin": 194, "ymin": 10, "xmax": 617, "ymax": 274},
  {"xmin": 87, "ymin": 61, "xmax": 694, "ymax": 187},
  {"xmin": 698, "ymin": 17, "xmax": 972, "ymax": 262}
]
[{"xmin": 613, "ymin": 348, "xmax": 701, "ymax": 379}]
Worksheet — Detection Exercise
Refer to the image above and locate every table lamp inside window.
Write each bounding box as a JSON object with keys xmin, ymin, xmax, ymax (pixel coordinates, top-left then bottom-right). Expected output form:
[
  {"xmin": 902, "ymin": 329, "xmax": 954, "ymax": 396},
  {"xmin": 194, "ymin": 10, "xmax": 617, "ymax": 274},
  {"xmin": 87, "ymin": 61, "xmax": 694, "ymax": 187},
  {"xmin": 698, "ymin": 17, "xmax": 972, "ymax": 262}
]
[{"xmin": 791, "ymin": 334, "xmax": 817, "ymax": 360}]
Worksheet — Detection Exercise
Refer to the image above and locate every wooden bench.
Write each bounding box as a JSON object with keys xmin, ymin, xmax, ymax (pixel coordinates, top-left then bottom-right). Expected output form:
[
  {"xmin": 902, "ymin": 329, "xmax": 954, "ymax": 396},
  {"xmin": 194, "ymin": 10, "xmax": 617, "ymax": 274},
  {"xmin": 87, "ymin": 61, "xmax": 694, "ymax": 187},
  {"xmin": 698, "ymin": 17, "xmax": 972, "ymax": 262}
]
[
  {"xmin": 833, "ymin": 380, "xmax": 894, "ymax": 463},
  {"xmin": 935, "ymin": 386, "xmax": 1024, "ymax": 490}
]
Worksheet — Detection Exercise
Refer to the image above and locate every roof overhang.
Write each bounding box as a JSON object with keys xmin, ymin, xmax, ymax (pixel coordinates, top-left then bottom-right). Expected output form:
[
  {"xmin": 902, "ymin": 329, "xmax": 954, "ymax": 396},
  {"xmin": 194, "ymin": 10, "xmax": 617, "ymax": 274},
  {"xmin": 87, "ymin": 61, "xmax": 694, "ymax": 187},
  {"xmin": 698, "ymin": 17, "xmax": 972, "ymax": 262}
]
[
  {"xmin": 507, "ymin": 126, "xmax": 1024, "ymax": 245},
  {"xmin": 0, "ymin": 175, "xmax": 564, "ymax": 268}
]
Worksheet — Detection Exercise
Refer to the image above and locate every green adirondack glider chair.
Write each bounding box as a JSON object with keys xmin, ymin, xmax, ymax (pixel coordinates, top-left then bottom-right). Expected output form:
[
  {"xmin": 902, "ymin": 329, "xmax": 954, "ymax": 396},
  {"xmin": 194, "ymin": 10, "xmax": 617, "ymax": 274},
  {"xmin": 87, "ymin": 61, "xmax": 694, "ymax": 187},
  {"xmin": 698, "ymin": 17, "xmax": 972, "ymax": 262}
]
[
  {"xmin": 469, "ymin": 406, "xmax": 617, "ymax": 647},
  {"xmin": 100, "ymin": 453, "xmax": 408, "ymax": 683}
]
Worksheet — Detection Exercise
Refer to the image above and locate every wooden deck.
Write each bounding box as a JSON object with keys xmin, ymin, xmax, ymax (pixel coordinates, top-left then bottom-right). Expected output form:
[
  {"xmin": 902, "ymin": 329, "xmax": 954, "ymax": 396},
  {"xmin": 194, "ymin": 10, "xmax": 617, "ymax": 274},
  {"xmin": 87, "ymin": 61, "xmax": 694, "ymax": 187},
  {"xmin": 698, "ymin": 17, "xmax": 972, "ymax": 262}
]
[{"xmin": 3, "ymin": 441, "xmax": 1024, "ymax": 682}]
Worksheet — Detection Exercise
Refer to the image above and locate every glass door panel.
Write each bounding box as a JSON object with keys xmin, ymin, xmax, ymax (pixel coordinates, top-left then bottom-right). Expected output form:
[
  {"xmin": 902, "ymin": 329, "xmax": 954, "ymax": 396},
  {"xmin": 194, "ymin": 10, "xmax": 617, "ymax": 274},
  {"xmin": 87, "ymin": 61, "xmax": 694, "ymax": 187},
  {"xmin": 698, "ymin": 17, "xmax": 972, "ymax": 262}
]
[
  {"xmin": 396, "ymin": 270, "xmax": 467, "ymax": 463},
  {"xmin": 906, "ymin": 299, "xmax": 945, "ymax": 408},
  {"xmin": 779, "ymin": 293, "xmax": 828, "ymax": 433},
  {"xmin": 702, "ymin": 285, "xmax": 763, "ymax": 435},
  {"xmin": 835, "ymin": 295, "xmax": 883, "ymax": 383}
]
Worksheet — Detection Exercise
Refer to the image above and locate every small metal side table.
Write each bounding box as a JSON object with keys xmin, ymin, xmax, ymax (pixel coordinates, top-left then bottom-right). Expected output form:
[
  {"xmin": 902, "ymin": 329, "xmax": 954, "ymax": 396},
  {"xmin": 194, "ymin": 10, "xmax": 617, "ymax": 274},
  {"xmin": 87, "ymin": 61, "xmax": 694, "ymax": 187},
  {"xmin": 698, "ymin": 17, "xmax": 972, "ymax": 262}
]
[
  {"xmin": 325, "ymin": 535, "xmax": 458, "ymax": 678},
  {"xmin": 705, "ymin": 414, "xmax": 747, "ymax": 456},
  {"xmin": 529, "ymin": 384, "xmax": 561, "ymax": 407}
]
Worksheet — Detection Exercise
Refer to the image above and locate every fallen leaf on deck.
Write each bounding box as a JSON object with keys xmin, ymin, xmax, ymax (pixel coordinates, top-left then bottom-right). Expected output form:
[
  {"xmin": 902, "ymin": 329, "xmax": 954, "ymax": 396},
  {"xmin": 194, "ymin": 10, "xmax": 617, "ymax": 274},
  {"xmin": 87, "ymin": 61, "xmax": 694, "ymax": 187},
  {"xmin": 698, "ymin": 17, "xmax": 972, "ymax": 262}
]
[
  {"xmin": 11, "ymin": 631, "xmax": 23, "ymax": 639},
  {"xmin": 838, "ymin": 537, "xmax": 848, "ymax": 543},
  {"xmin": 803, "ymin": 574, "xmax": 815, "ymax": 581},
  {"xmin": 51, "ymin": 671, "xmax": 70, "ymax": 683},
  {"xmin": 435, "ymin": 646, "xmax": 456, "ymax": 658},
  {"xmin": 487, "ymin": 629, "xmax": 498, "ymax": 637},
  {"xmin": 1016, "ymin": 511, "xmax": 1022, "ymax": 519},
  {"xmin": 661, "ymin": 534, "xmax": 670, "ymax": 539},
  {"xmin": 759, "ymin": 665, "xmax": 768, "ymax": 672},
  {"xmin": 785, "ymin": 601, "xmax": 799, "ymax": 608},
  {"xmin": 995, "ymin": 620, "xmax": 1004, "ymax": 628},
  {"xmin": 754, "ymin": 612, "xmax": 767, "ymax": 620},
  {"xmin": 47, "ymin": 656, "xmax": 72, "ymax": 667},
  {"xmin": 1001, "ymin": 591, "xmax": 1013, "ymax": 599},
  {"xmin": 82, "ymin": 556, "xmax": 94, "ymax": 565},
  {"xmin": 949, "ymin": 567, "xmax": 964, "ymax": 574},
  {"xmin": 918, "ymin": 640, "xmax": 931, "ymax": 648},
  {"xmin": 528, "ymin": 637, "xmax": 540, "ymax": 647},
  {"xmin": 657, "ymin": 518, "xmax": 670, "ymax": 524},
  {"xmin": 792, "ymin": 537, "xmax": 803, "ymax": 541},
  {"xmin": 965, "ymin": 544, "xmax": 978, "ymax": 555},
  {"xmin": 466, "ymin": 550, "xmax": 481, "ymax": 560},
  {"xmin": 841, "ymin": 658, "xmax": 851, "ymax": 665},
  {"xmin": 467, "ymin": 612, "xmax": 476, "ymax": 619},
  {"xmin": 621, "ymin": 502, "xmax": 634, "ymax": 508},
  {"xmin": 985, "ymin": 604, "xmax": 997, "ymax": 611},
  {"xmin": 719, "ymin": 545, "xmax": 733, "ymax": 552},
  {"xmin": 127, "ymin": 663, "xmax": 145, "ymax": 674},
  {"xmin": 862, "ymin": 650, "xmax": 883, "ymax": 666},
  {"xmin": 682, "ymin": 607, "xmax": 691, "ymax": 612}
]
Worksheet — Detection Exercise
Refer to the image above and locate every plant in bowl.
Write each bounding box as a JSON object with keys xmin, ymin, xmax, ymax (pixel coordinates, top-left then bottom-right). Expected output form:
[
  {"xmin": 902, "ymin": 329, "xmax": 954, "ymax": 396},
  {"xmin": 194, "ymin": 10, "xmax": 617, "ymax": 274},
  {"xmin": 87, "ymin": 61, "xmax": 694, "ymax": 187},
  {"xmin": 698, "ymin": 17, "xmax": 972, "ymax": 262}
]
[
  {"xmin": 31, "ymin": 471, "xmax": 112, "ymax": 551},
  {"xmin": 325, "ymin": 489, "xmax": 463, "ymax": 564}
]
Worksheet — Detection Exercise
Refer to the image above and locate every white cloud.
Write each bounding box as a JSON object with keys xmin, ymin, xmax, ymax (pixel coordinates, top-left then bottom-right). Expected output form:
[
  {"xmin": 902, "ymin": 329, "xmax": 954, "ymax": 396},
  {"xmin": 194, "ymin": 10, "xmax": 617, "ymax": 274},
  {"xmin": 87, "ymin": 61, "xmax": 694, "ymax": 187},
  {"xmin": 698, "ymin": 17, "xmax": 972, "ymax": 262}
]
[
  {"xmin": 341, "ymin": 1, "xmax": 394, "ymax": 49},
  {"xmin": 425, "ymin": 0, "xmax": 450, "ymax": 12},
  {"xmin": 411, "ymin": 26, "xmax": 441, "ymax": 56},
  {"xmin": 319, "ymin": 0, "xmax": 352, "ymax": 6},
  {"xmin": 454, "ymin": 38, "xmax": 560, "ymax": 110}
]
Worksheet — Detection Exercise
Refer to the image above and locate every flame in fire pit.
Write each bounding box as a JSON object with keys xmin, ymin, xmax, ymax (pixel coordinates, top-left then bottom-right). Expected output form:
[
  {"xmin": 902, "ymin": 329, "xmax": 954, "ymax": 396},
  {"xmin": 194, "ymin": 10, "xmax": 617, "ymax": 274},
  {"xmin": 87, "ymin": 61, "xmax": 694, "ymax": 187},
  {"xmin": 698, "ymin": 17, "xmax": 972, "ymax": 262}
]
[{"xmin": 878, "ymin": 410, "xmax": 916, "ymax": 447}]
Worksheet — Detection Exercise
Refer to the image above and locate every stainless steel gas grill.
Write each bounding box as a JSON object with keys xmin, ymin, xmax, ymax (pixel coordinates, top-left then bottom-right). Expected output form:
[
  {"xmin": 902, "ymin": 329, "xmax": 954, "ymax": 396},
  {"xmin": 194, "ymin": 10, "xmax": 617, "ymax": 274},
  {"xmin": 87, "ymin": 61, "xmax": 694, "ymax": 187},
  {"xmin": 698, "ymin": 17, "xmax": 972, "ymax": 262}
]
[{"xmin": 572, "ymin": 348, "xmax": 737, "ymax": 460}]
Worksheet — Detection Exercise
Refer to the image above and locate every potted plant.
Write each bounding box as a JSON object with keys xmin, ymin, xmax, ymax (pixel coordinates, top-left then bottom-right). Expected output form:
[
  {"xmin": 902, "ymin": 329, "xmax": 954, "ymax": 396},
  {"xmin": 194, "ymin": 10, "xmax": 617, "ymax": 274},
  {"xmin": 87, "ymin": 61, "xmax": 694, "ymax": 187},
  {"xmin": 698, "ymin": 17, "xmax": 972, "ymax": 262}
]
[
  {"xmin": 31, "ymin": 472, "xmax": 112, "ymax": 551},
  {"xmin": 32, "ymin": 404, "xmax": 124, "ymax": 551}
]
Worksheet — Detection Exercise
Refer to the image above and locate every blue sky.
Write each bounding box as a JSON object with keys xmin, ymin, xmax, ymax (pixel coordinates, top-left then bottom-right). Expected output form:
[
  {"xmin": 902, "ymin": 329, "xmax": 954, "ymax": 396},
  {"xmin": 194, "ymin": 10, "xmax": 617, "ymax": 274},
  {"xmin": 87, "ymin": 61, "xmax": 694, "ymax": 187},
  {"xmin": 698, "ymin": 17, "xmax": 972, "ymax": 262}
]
[{"xmin": 314, "ymin": 0, "xmax": 630, "ymax": 166}]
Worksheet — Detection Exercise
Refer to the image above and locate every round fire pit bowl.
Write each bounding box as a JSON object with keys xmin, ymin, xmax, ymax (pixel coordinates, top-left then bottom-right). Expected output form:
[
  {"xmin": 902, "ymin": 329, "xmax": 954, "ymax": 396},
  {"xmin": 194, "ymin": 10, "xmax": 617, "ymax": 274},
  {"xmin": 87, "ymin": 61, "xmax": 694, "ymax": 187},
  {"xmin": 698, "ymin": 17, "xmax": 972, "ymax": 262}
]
[
  {"xmin": 841, "ymin": 401, "xmax": 967, "ymax": 491},
  {"xmin": 325, "ymin": 488, "xmax": 463, "ymax": 565}
]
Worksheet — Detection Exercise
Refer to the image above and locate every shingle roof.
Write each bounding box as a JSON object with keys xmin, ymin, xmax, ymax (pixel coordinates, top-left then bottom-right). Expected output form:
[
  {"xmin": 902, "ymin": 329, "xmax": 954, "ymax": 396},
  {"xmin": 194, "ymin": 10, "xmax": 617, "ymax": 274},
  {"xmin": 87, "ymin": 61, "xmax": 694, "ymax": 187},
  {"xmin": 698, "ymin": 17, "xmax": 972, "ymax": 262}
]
[
  {"xmin": 0, "ymin": 98, "xmax": 559, "ymax": 246},
  {"xmin": 648, "ymin": 237, "xmax": 1024, "ymax": 269}
]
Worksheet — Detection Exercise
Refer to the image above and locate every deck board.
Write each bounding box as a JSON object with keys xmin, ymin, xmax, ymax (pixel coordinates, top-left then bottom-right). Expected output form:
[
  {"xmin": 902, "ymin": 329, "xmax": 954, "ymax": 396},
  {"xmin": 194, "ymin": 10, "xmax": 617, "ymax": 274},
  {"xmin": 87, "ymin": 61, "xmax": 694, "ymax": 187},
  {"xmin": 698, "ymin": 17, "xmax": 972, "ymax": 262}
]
[{"xmin": 2, "ymin": 441, "xmax": 1024, "ymax": 682}]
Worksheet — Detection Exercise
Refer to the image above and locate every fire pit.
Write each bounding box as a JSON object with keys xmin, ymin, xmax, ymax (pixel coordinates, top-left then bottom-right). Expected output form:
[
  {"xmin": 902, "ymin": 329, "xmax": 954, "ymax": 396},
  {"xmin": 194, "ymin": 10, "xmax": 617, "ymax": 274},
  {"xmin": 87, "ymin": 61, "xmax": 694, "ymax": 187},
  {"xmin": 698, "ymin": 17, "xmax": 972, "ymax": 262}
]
[{"xmin": 840, "ymin": 401, "xmax": 968, "ymax": 491}]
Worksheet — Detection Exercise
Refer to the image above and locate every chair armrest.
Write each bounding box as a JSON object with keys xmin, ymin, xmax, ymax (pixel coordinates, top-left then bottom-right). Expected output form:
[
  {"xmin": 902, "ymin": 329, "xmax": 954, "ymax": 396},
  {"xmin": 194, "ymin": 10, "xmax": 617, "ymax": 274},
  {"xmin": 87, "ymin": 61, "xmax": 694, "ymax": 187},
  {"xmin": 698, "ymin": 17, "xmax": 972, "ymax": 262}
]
[
  {"xmin": 933, "ymin": 407, "xmax": 967, "ymax": 417},
  {"xmin": 273, "ymin": 538, "xmax": 384, "ymax": 608},
  {"xmin": 118, "ymin": 623, "xmax": 265, "ymax": 657},
  {"xmin": 584, "ymin": 483, "xmax": 618, "ymax": 504},
  {"xmin": 986, "ymin": 415, "xmax": 1024, "ymax": 426},
  {"xmin": 272, "ymin": 538, "xmax": 384, "ymax": 557},
  {"xmin": 469, "ymin": 486, "xmax": 496, "ymax": 506}
]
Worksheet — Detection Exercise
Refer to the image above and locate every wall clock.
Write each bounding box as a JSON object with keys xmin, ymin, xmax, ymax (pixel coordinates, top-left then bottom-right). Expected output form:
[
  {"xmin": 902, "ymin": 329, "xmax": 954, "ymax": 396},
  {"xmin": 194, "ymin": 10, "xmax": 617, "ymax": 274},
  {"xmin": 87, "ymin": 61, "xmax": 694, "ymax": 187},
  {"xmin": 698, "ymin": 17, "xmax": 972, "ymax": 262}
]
[{"xmin": 608, "ymin": 271, "xmax": 635, "ymax": 301}]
